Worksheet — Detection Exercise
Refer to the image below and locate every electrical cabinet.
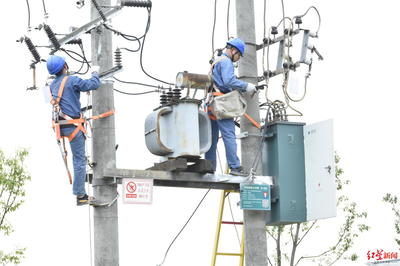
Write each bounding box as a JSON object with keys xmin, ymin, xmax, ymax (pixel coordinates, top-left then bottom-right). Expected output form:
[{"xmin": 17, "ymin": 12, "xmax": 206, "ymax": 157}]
[{"xmin": 263, "ymin": 120, "xmax": 335, "ymax": 225}]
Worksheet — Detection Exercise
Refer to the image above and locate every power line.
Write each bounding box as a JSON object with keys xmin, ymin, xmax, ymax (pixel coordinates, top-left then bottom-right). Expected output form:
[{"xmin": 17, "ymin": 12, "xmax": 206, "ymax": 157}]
[
  {"xmin": 226, "ymin": 0, "xmax": 231, "ymax": 39},
  {"xmin": 113, "ymin": 88, "xmax": 159, "ymax": 95},
  {"xmin": 157, "ymin": 188, "xmax": 211, "ymax": 266},
  {"xmin": 113, "ymin": 77, "xmax": 161, "ymax": 89},
  {"xmin": 139, "ymin": 7, "xmax": 174, "ymax": 86},
  {"xmin": 42, "ymin": 0, "xmax": 48, "ymax": 17},
  {"xmin": 211, "ymin": 0, "xmax": 217, "ymax": 56},
  {"xmin": 25, "ymin": 0, "xmax": 31, "ymax": 31}
]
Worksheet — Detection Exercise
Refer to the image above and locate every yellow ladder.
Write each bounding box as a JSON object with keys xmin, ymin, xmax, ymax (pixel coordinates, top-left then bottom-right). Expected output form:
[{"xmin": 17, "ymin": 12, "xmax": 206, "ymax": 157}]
[{"xmin": 211, "ymin": 190, "xmax": 244, "ymax": 266}]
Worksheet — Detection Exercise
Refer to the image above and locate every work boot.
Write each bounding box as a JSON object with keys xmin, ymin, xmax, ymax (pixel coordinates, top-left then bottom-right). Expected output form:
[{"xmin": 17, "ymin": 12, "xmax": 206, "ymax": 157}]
[
  {"xmin": 76, "ymin": 194, "xmax": 92, "ymax": 206},
  {"xmin": 230, "ymin": 166, "xmax": 247, "ymax": 176}
]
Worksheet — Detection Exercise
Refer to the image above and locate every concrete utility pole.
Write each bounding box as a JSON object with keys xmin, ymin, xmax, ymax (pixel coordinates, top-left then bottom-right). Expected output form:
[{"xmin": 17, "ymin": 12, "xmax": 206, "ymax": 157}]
[
  {"xmin": 236, "ymin": 0, "xmax": 269, "ymax": 265},
  {"xmin": 91, "ymin": 0, "xmax": 119, "ymax": 265}
]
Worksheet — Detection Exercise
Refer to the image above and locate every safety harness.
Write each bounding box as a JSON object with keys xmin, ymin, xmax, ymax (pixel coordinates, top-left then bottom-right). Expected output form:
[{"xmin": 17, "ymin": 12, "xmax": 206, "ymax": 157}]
[
  {"xmin": 50, "ymin": 76, "xmax": 115, "ymax": 184},
  {"xmin": 207, "ymin": 56, "xmax": 261, "ymax": 129}
]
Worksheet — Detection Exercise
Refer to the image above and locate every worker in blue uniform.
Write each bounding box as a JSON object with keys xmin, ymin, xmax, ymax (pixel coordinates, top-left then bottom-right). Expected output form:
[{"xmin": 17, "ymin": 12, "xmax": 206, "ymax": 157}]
[
  {"xmin": 205, "ymin": 38, "xmax": 257, "ymax": 176},
  {"xmin": 47, "ymin": 55, "xmax": 100, "ymax": 206}
]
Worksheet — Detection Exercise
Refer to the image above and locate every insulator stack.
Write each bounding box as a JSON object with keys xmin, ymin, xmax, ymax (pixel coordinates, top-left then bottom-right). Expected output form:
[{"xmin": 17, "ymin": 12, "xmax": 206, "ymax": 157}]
[
  {"xmin": 160, "ymin": 92, "xmax": 167, "ymax": 106},
  {"xmin": 166, "ymin": 90, "xmax": 173, "ymax": 103},
  {"xmin": 271, "ymin": 26, "xmax": 278, "ymax": 35},
  {"xmin": 172, "ymin": 88, "xmax": 181, "ymax": 100},
  {"xmin": 121, "ymin": 0, "xmax": 152, "ymax": 8},
  {"xmin": 66, "ymin": 38, "xmax": 82, "ymax": 45},
  {"xmin": 24, "ymin": 36, "xmax": 41, "ymax": 63},
  {"xmin": 114, "ymin": 48, "xmax": 122, "ymax": 67},
  {"xmin": 91, "ymin": 0, "xmax": 107, "ymax": 22},
  {"xmin": 43, "ymin": 24, "xmax": 60, "ymax": 50}
]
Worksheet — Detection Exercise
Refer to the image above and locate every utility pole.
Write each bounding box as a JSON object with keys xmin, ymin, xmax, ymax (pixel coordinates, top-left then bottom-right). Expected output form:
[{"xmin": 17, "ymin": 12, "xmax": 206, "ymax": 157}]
[
  {"xmin": 91, "ymin": 0, "xmax": 119, "ymax": 265},
  {"xmin": 236, "ymin": 0, "xmax": 269, "ymax": 265}
]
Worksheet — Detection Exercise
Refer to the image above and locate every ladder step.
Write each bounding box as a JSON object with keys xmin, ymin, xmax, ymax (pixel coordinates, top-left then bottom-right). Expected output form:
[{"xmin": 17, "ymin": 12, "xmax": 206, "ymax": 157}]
[
  {"xmin": 216, "ymin": 252, "xmax": 243, "ymax": 257},
  {"xmin": 221, "ymin": 221, "xmax": 243, "ymax": 225}
]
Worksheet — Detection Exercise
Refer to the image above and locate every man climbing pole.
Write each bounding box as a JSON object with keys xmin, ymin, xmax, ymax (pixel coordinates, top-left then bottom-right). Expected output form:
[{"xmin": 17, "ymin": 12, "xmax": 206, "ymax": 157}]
[
  {"xmin": 47, "ymin": 55, "xmax": 100, "ymax": 206},
  {"xmin": 205, "ymin": 38, "xmax": 258, "ymax": 176}
]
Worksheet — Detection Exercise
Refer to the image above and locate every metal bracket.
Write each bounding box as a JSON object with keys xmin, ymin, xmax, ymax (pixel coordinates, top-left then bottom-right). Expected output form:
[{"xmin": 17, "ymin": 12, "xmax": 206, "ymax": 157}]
[
  {"xmin": 92, "ymin": 177, "xmax": 118, "ymax": 186},
  {"xmin": 237, "ymin": 131, "xmax": 263, "ymax": 139},
  {"xmin": 49, "ymin": 7, "xmax": 122, "ymax": 49}
]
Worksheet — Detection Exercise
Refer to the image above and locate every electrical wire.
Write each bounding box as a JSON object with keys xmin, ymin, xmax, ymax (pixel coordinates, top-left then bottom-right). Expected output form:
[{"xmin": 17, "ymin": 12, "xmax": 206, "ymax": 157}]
[
  {"xmin": 25, "ymin": 0, "xmax": 31, "ymax": 31},
  {"xmin": 113, "ymin": 77, "xmax": 160, "ymax": 89},
  {"xmin": 42, "ymin": 0, "xmax": 48, "ymax": 17},
  {"xmin": 113, "ymin": 88, "xmax": 159, "ymax": 95},
  {"xmin": 296, "ymin": 6, "xmax": 321, "ymax": 36},
  {"xmin": 158, "ymin": 188, "xmax": 211, "ymax": 266},
  {"xmin": 226, "ymin": 0, "xmax": 231, "ymax": 40},
  {"xmin": 211, "ymin": 0, "xmax": 218, "ymax": 57},
  {"xmin": 139, "ymin": 7, "xmax": 174, "ymax": 86},
  {"xmin": 60, "ymin": 48, "xmax": 90, "ymax": 75}
]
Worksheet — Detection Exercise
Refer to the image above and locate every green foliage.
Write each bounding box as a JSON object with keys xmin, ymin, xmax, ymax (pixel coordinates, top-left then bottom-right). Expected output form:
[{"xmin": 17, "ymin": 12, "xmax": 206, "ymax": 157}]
[
  {"xmin": 0, "ymin": 149, "xmax": 31, "ymax": 265},
  {"xmin": 266, "ymin": 154, "xmax": 369, "ymax": 266},
  {"xmin": 383, "ymin": 193, "xmax": 400, "ymax": 248}
]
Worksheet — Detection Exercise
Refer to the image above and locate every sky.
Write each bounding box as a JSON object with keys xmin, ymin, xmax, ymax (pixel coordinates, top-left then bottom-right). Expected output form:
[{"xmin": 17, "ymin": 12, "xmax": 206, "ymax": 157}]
[{"xmin": 1, "ymin": 0, "xmax": 400, "ymax": 266}]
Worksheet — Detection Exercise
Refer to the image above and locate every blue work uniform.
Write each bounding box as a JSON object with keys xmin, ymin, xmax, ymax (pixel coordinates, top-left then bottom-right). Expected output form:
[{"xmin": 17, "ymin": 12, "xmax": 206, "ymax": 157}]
[
  {"xmin": 205, "ymin": 54, "xmax": 248, "ymax": 171},
  {"xmin": 50, "ymin": 73, "xmax": 100, "ymax": 196}
]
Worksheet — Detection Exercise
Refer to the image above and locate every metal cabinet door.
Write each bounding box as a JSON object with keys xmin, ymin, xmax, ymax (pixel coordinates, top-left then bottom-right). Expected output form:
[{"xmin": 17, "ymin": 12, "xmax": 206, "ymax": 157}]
[{"xmin": 304, "ymin": 119, "xmax": 336, "ymax": 221}]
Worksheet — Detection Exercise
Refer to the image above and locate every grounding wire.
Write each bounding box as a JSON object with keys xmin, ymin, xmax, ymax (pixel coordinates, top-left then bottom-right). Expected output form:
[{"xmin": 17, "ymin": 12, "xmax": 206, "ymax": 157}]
[
  {"xmin": 25, "ymin": 0, "xmax": 31, "ymax": 31},
  {"xmin": 157, "ymin": 188, "xmax": 211, "ymax": 266},
  {"xmin": 113, "ymin": 76, "xmax": 161, "ymax": 89},
  {"xmin": 139, "ymin": 7, "xmax": 174, "ymax": 86}
]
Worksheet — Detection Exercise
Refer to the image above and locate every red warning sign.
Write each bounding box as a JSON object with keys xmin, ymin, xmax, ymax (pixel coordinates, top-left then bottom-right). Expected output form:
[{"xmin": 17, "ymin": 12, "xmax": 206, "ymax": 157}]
[
  {"xmin": 126, "ymin": 181, "xmax": 137, "ymax": 193},
  {"xmin": 122, "ymin": 178, "xmax": 153, "ymax": 204}
]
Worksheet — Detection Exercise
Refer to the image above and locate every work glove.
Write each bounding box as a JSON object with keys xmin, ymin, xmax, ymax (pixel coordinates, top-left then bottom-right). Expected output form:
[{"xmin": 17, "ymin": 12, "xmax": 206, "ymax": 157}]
[
  {"xmin": 91, "ymin": 65, "xmax": 100, "ymax": 74},
  {"xmin": 246, "ymin": 83, "xmax": 257, "ymax": 93}
]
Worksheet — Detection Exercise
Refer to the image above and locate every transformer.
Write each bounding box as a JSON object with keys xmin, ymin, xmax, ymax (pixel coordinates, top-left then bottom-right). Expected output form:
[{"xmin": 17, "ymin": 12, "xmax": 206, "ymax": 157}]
[{"xmin": 144, "ymin": 99, "xmax": 211, "ymax": 160}]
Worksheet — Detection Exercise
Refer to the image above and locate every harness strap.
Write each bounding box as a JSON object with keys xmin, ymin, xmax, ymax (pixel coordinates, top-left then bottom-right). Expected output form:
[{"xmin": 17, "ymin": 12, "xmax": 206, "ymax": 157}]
[{"xmin": 50, "ymin": 76, "xmax": 69, "ymax": 106}]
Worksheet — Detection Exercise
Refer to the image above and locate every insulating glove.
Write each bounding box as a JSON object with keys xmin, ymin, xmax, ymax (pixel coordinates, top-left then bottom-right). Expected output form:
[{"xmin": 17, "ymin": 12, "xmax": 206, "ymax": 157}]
[
  {"xmin": 91, "ymin": 65, "xmax": 100, "ymax": 74},
  {"xmin": 246, "ymin": 83, "xmax": 257, "ymax": 93}
]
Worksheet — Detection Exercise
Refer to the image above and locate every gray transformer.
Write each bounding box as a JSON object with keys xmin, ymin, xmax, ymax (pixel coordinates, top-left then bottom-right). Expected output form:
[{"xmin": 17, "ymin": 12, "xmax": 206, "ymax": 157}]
[{"xmin": 144, "ymin": 99, "xmax": 212, "ymax": 160}]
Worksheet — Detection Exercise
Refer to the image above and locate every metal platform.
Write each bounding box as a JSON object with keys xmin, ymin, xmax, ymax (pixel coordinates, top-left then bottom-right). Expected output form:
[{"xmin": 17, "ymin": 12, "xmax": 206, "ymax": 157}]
[{"xmin": 96, "ymin": 168, "xmax": 273, "ymax": 191}]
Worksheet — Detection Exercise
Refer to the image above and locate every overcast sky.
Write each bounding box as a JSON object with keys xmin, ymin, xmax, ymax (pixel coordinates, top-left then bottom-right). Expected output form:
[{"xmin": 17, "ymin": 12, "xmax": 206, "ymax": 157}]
[{"xmin": 1, "ymin": 0, "xmax": 400, "ymax": 266}]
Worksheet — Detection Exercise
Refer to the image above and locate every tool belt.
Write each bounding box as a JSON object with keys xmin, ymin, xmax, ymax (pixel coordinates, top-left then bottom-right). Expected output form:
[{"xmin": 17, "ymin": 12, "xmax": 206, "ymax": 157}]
[{"xmin": 208, "ymin": 90, "xmax": 247, "ymax": 120}]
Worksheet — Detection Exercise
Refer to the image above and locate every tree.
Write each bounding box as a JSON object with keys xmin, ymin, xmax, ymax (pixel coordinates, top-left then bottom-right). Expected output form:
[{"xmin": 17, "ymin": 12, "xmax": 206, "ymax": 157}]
[
  {"xmin": 266, "ymin": 154, "xmax": 369, "ymax": 266},
  {"xmin": 0, "ymin": 149, "xmax": 31, "ymax": 265},
  {"xmin": 383, "ymin": 193, "xmax": 400, "ymax": 248}
]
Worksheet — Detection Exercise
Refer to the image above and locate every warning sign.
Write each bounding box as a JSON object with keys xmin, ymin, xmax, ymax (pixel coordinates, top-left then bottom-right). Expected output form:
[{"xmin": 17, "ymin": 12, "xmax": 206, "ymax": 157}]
[
  {"xmin": 240, "ymin": 183, "xmax": 271, "ymax": 211},
  {"xmin": 122, "ymin": 178, "xmax": 153, "ymax": 204}
]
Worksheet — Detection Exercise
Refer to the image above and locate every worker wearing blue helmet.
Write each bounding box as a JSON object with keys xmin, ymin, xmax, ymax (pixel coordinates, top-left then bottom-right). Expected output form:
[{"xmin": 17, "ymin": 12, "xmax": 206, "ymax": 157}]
[
  {"xmin": 47, "ymin": 55, "xmax": 100, "ymax": 206},
  {"xmin": 205, "ymin": 38, "xmax": 257, "ymax": 176}
]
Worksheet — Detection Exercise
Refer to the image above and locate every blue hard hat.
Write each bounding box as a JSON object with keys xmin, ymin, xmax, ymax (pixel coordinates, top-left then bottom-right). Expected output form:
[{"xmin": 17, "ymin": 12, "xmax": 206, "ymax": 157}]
[
  {"xmin": 47, "ymin": 55, "xmax": 66, "ymax": 75},
  {"xmin": 227, "ymin": 38, "xmax": 245, "ymax": 56}
]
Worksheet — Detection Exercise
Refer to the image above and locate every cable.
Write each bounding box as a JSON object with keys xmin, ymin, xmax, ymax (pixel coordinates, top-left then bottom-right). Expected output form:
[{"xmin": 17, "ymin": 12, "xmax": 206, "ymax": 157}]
[
  {"xmin": 42, "ymin": 0, "xmax": 48, "ymax": 18},
  {"xmin": 139, "ymin": 7, "xmax": 174, "ymax": 86},
  {"xmin": 157, "ymin": 188, "xmax": 211, "ymax": 266},
  {"xmin": 60, "ymin": 48, "xmax": 90, "ymax": 75},
  {"xmin": 226, "ymin": 0, "xmax": 231, "ymax": 40},
  {"xmin": 113, "ymin": 77, "xmax": 160, "ymax": 89},
  {"xmin": 113, "ymin": 88, "xmax": 158, "ymax": 95},
  {"xmin": 296, "ymin": 6, "xmax": 321, "ymax": 36},
  {"xmin": 211, "ymin": 0, "xmax": 217, "ymax": 57},
  {"xmin": 25, "ymin": 0, "xmax": 31, "ymax": 31}
]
